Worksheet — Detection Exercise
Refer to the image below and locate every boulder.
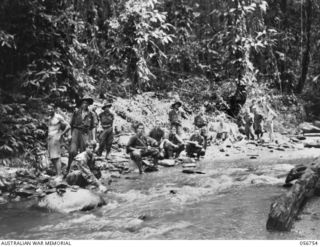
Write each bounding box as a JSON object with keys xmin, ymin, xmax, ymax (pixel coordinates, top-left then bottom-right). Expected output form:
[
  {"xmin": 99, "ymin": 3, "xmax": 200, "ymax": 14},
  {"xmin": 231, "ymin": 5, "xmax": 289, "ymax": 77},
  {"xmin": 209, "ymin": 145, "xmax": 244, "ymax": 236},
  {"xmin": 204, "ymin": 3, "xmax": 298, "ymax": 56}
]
[
  {"xmin": 38, "ymin": 188, "xmax": 106, "ymax": 213},
  {"xmin": 117, "ymin": 135, "xmax": 132, "ymax": 147},
  {"xmin": 299, "ymin": 122, "xmax": 320, "ymax": 134},
  {"xmin": 158, "ymin": 159, "xmax": 176, "ymax": 167}
]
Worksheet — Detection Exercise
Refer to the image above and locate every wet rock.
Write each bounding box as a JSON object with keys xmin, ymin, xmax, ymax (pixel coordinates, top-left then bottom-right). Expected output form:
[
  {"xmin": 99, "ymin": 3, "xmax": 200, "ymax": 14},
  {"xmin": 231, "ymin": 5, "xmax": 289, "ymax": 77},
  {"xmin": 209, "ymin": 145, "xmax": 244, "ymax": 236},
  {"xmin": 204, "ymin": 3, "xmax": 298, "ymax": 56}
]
[
  {"xmin": 37, "ymin": 188, "xmax": 106, "ymax": 213},
  {"xmin": 15, "ymin": 188, "xmax": 35, "ymax": 198},
  {"xmin": 117, "ymin": 135, "xmax": 131, "ymax": 147},
  {"xmin": 144, "ymin": 166, "xmax": 159, "ymax": 173},
  {"xmin": 169, "ymin": 190, "xmax": 177, "ymax": 194},
  {"xmin": 0, "ymin": 196, "xmax": 8, "ymax": 204},
  {"xmin": 249, "ymin": 156, "xmax": 257, "ymax": 159},
  {"xmin": 12, "ymin": 196, "xmax": 21, "ymax": 202},
  {"xmin": 285, "ymin": 165, "xmax": 307, "ymax": 184},
  {"xmin": 178, "ymin": 157, "xmax": 195, "ymax": 163},
  {"xmin": 182, "ymin": 169, "xmax": 196, "ymax": 174},
  {"xmin": 182, "ymin": 163, "xmax": 196, "ymax": 168},
  {"xmin": 182, "ymin": 169, "xmax": 205, "ymax": 174},
  {"xmin": 110, "ymin": 173, "xmax": 121, "ymax": 179},
  {"xmin": 158, "ymin": 159, "xmax": 175, "ymax": 167},
  {"xmin": 299, "ymin": 122, "xmax": 320, "ymax": 134}
]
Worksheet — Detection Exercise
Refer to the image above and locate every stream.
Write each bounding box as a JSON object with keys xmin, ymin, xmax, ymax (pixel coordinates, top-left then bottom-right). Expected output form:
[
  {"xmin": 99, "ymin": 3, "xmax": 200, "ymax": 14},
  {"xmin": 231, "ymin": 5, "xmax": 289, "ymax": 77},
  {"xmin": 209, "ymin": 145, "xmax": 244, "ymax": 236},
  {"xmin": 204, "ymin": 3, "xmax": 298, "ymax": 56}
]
[{"xmin": 0, "ymin": 155, "xmax": 319, "ymax": 239}]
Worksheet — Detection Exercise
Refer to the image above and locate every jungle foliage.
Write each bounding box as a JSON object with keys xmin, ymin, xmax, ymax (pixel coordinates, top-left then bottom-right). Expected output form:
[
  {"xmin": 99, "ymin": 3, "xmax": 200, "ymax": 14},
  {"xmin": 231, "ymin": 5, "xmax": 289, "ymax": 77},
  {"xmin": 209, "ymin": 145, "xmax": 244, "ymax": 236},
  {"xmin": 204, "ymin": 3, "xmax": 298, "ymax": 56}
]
[{"xmin": 1, "ymin": 0, "xmax": 320, "ymax": 159}]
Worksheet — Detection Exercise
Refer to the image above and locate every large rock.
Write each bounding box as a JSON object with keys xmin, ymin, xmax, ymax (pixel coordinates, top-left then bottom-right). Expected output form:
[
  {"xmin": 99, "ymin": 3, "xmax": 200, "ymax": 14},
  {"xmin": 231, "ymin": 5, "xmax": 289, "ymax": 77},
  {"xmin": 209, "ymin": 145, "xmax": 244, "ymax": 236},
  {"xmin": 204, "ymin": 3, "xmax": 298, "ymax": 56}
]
[
  {"xmin": 299, "ymin": 122, "xmax": 320, "ymax": 134},
  {"xmin": 38, "ymin": 188, "xmax": 106, "ymax": 213}
]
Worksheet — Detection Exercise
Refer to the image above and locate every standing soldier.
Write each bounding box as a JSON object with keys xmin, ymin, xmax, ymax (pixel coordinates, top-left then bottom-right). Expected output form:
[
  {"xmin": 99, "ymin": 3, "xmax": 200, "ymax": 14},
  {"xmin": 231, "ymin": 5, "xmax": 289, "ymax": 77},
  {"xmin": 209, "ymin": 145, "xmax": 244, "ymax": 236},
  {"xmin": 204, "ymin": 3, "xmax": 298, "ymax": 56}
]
[
  {"xmin": 47, "ymin": 104, "xmax": 70, "ymax": 178},
  {"xmin": 66, "ymin": 95, "xmax": 95, "ymax": 175},
  {"xmin": 168, "ymin": 101, "xmax": 187, "ymax": 136},
  {"xmin": 96, "ymin": 101, "xmax": 114, "ymax": 159}
]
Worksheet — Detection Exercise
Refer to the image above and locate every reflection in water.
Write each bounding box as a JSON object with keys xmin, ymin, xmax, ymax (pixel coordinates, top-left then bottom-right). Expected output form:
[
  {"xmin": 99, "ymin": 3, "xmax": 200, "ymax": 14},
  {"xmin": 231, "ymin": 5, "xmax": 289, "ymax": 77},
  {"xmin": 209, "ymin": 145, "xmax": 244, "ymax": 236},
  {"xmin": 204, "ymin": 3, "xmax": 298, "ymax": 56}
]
[{"xmin": 0, "ymin": 158, "xmax": 316, "ymax": 239}]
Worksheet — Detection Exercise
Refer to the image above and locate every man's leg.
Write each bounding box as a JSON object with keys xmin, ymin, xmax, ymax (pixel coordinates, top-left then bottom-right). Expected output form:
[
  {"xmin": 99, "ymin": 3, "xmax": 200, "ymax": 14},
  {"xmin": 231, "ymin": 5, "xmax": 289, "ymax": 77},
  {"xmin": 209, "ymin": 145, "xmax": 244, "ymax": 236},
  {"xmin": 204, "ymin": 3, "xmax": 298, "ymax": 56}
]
[
  {"xmin": 67, "ymin": 129, "xmax": 80, "ymax": 175},
  {"xmin": 105, "ymin": 128, "xmax": 114, "ymax": 158},
  {"xmin": 131, "ymin": 151, "xmax": 143, "ymax": 174},
  {"xmin": 96, "ymin": 129, "xmax": 108, "ymax": 156},
  {"xmin": 51, "ymin": 158, "xmax": 62, "ymax": 176},
  {"xmin": 163, "ymin": 139, "xmax": 175, "ymax": 158},
  {"xmin": 174, "ymin": 144, "xmax": 185, "ymax": 158}
]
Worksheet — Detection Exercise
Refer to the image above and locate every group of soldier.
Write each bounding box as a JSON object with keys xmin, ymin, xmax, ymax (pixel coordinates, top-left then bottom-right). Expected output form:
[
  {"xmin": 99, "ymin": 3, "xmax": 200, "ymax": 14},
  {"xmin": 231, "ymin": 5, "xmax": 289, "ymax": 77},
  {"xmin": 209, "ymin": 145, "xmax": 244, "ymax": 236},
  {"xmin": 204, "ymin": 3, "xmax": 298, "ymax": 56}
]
[{"xmin": 46, "ymin": 94, "xmax": 275, "ymax": 192}]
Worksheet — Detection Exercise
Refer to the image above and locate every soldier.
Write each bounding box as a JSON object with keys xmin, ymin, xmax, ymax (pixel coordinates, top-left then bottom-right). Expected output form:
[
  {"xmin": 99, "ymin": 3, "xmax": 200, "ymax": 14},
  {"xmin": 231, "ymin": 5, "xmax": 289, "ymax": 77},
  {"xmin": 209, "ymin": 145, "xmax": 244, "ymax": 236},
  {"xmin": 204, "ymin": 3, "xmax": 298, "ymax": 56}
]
[
  {"xmin": 168, "ymin": 101, "xmax": 187, "ymax": 136},
  {"xmin": 66, "ymin": 95, "xmax": 96, "ymax": 175},
  {"xmin": 186, "ymin": 129, "xmax": 206, "ymax": 160},
  {"xmin": 165, "ymin": 127, "xmax": 185, "ymax": 159},
  {"xmin": 47, "ymin": 104, "xmax": 70, "ymax": 177},
  {"xmin": 67, "ymin": 141, "xmax": 107, "ymax": 192},
  {"xmin": 194, "ymin": 107, "xmax": 209, "ymax": 150},
  {"xmin": 126, "ymin": 123, "xmax": 161, "ymax": 174},
  {"xmin": 96, "ymin": 102, "xmax": 114, "ymax": 159}
]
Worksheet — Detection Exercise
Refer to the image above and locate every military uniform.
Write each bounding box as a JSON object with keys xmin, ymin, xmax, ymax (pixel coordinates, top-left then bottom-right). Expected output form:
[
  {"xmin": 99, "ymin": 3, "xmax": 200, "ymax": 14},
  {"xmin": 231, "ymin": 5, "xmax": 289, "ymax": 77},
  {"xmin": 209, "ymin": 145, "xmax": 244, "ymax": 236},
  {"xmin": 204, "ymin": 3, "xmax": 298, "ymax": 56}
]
[
  {"xmin": 126, "ymin": 134, "xmax": 160, "ymax": 173},
  {"xmin": 96, "ymin": 109, "xmax": 114, "ymax": 157},
  {"xmin": 194, "ymin": 114, "xmax": 209, "ymax": 149},
  {"xmin": 186, "ymin": 133, "xmax": 205, "ymax": 159},
  {"xmin": 168, "ymin": 108, "xmax": 186, "ymax": 136},
  {"xmin": 68, "ymin": 151, "xmax": 101, "ymax": 187},
  {"xmin": 69, "ymin": 109, "xmax": 95, "ymax": 159},
  {"xmin": 164, "ymin": 132, "xmax": 185, "ymax": 159}
]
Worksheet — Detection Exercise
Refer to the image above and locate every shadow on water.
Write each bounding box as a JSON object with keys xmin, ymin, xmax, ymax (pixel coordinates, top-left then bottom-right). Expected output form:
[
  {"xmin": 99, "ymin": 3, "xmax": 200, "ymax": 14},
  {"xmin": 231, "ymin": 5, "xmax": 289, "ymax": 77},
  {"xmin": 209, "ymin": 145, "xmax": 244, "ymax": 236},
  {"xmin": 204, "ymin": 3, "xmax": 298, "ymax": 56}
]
[{"xmin": 0, "ymin": 156, "xmax": 316, "ymax": 239}]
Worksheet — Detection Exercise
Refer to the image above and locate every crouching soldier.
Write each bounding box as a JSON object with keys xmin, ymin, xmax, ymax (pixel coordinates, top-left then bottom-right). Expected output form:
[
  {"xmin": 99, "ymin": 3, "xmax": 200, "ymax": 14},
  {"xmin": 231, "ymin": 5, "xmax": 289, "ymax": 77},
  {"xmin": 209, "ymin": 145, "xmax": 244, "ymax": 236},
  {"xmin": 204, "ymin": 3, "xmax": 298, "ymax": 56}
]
[
  {"xmin": 165, "ymin": 127, "xmax": 185, "ymax": 159},
  {"xmin": 127, "ymin": 123, "xmax": 161, "ymax": 174},
  {"xmin": 194, "ymin": 107, "xmax": 209, "ymax": 149},
  {"xmin": 186, "ymin": 130, "xmax": 206, "ymax": 160},
  {"xmin": 96, "ymin": 101, "xmax": 114, "ymax": 159},
  {"xmin": 67, "ymin": 141, "xmax": 107, "ymax": 193}
]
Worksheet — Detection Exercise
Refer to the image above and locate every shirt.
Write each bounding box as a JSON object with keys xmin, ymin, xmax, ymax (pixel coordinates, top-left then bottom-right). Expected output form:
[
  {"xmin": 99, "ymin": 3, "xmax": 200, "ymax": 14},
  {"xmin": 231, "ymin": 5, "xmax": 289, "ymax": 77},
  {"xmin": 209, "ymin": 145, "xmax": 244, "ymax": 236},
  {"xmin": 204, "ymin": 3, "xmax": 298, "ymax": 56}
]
[
  {"xmin": 70, "ymin": 109, "xmax": 94, "ymax": 132},
  {"xmin": 189, "ymin": 134, "xmax": 204, "ymax": 147},
  {"xmin": 99, "ymin": 110, "xmax": 114, "ymax": 129},
  {"xmin": 71, "ymin": 151, "xmax": 99, "ymax": 186},
  {"xmin": 126, "ymin": 134, "xmax": 158, "ymax": 153},
  {"xmin": 168, "ymin": 109, "xmax": 186, "ymax": 126}
]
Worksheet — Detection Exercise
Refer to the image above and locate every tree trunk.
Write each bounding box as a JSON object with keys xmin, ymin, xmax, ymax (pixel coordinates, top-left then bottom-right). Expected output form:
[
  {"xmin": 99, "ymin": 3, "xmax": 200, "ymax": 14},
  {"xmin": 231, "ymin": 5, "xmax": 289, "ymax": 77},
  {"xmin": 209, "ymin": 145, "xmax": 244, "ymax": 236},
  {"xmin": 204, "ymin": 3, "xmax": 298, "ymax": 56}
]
[
  {"xmin": 266, "ymin": 157, "xmax": 320, "ymax": 231},
  {"xmin": 296, "ymin": 0, "xmax": 312, "ymax": 94}
]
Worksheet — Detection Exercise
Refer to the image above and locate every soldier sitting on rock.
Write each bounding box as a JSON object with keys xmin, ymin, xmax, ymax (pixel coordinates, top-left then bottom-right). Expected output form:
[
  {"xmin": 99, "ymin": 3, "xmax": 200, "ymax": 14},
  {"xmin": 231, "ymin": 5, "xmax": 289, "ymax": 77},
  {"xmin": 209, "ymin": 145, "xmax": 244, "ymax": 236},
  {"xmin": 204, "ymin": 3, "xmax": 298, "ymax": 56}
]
[
  {"xmin": 149, "ymin": 126, "xmax": 185, "ymax": 159},
  {"xmin": 194, "ymin": 107, "xmax": 209, "ymax": 150},
  {"xmin": 165, "ymin": 126, "xmax": 185, "ymax": 159},
  {"xmin": 67, "ymin": 141, "xmax": 107, "ymax": 193},
  {"xmin": 127, "ymin": 123, "xmax": 161, "ymax": 174},
  {"xmin": 186, "ymin": 129, "xmax": 206, "ymax": 160}
]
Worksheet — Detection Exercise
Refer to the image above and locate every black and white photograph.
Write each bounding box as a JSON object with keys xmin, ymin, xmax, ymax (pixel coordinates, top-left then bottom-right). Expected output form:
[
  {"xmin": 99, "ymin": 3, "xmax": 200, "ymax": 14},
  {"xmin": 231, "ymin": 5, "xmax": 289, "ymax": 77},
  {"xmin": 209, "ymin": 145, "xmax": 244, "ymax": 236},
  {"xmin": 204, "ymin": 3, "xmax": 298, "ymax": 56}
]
[{"xmin": 0, "ymin": 0, "xmax": 320, "ymax": 242}]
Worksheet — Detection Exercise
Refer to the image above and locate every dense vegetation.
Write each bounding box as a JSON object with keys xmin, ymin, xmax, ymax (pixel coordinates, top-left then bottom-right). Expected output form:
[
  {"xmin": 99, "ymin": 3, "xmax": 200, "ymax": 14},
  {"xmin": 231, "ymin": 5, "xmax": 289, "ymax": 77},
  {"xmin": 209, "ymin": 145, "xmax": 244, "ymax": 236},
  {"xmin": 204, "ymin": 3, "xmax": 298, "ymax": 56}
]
[{"xmin": 1, "ymin": 0, "xmax": 320, "ymax": 160}]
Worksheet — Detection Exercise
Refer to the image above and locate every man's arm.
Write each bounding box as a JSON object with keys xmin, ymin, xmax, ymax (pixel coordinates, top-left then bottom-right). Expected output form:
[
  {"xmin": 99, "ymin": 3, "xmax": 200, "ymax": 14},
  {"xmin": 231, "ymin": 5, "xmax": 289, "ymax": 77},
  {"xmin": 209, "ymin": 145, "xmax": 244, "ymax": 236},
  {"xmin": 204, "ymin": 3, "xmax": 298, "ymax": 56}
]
[
  {"xmin": 90, "ymin": 112, "xmax": 96, "ymax": 141},
  {"xmin": 58, "ymin": 115, "xmax": 71, "ymax": 137},
  {"xmin": 126, "ymin": 136, "xmax": 138, "ymax": 153}
]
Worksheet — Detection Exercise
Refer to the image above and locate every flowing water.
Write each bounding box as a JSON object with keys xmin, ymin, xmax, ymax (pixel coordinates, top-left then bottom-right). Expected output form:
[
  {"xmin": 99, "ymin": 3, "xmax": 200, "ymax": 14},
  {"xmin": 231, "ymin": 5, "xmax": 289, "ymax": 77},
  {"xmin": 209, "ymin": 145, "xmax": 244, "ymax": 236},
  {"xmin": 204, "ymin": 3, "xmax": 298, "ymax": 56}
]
[{"xmin": 0, "ymin": 156, "xmax": 319, "ymax": 239}]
